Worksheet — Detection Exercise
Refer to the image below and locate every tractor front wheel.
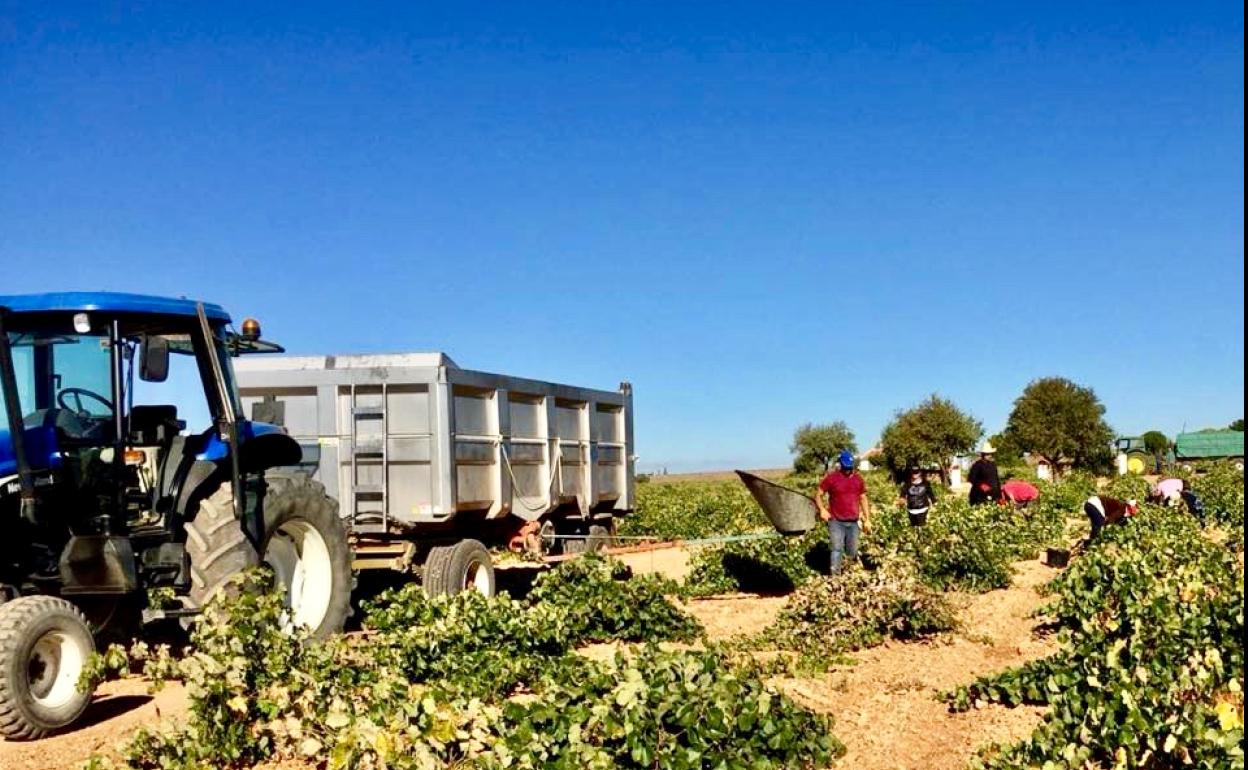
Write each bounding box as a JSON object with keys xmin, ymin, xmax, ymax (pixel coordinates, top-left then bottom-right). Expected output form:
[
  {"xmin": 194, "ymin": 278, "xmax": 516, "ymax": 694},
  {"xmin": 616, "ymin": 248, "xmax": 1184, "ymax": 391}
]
[{"xmin": 0, "ymin": 596, "xmax": 96, "ymax": 740}]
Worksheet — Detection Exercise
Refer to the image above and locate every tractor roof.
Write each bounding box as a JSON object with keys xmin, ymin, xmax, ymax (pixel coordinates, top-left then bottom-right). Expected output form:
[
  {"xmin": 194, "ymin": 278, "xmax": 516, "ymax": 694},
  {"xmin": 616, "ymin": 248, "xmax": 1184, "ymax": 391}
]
[{"xmin": 0, "ymin": 292, "xmax": 230, "ymax": 323}]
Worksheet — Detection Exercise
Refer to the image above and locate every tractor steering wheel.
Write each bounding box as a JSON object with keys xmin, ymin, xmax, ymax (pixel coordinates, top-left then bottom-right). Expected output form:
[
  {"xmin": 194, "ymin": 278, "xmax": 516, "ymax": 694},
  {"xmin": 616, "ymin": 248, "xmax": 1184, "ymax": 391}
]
[{"xmin": 57, "ymin": 387, "xmax": 114, "ymax": 417}]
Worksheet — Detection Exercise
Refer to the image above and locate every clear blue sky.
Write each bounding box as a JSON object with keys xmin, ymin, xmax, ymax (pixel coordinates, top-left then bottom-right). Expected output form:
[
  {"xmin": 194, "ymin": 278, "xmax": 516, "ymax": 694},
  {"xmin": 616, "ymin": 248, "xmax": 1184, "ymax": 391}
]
[{"xmin": 2, "ymin": 2, "xmax": 1243, "ymax": 472}]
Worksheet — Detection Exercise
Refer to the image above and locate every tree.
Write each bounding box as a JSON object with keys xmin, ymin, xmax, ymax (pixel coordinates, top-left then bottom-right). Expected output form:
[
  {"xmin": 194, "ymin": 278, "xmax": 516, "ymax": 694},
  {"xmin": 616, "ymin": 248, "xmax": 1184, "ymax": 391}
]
[
  {"xmin": 1140, "ymin": 430, "xmax": 1171, "ymax": 456},
  {"xmin": 879, "ymin": 395, "xmax": 982, "ymax": 479},
  {"xmin": 1140, "ymin": 430, "xmax": 1171, "ymax": 474},
  {"xmin": 988, "ymin": 430, "xmax": 1025, "ymax": 468},
  {"xmin": 1230, "ymin": 419, "xmax": 1245, "ymax": 432},
  {"xmin": 1004, "ymin": 377, "xmax": 1115, "ymax": 474},
  {"xmin": 791, "ymin": 421, "xmax": 857, "ymax": 473}
]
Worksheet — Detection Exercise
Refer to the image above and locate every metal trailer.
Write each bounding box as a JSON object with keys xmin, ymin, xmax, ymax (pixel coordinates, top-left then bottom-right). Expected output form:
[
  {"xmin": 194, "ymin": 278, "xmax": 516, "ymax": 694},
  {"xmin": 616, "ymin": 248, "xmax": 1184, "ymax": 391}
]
[
  {"xmin": 232, "ymin": 353, "xmax": 635, "ymax": 590},
  {"xmin": 1174, "ymin": 431, "xmax": 1245, "ymax": 473}
]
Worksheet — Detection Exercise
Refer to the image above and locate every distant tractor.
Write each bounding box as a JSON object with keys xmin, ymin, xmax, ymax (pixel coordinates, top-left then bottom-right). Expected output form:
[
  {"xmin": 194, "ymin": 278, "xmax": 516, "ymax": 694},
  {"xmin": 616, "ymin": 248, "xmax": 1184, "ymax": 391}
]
[
  {"xmin": 1115, "ymin": 436, "xmax": 1158, "ymax": 475},
  {"xmin": 0, "ymin": 293, "xmax": 353, "ymax": 739}
]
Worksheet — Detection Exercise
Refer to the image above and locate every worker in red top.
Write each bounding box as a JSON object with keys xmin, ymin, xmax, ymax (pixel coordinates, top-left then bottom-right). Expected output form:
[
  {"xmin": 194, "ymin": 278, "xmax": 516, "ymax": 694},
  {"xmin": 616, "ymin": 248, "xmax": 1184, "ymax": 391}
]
[
  {"xmin": 1084, "ymin": 495, "xmax": 1138, "ymax": 539},
  {"xmin": 1001, "ymin": 479, "xmax": 1040, "ymax": 508},
  {"xmin": 816, "ymin": 451, "xmax": 873, "ymax": 574}
]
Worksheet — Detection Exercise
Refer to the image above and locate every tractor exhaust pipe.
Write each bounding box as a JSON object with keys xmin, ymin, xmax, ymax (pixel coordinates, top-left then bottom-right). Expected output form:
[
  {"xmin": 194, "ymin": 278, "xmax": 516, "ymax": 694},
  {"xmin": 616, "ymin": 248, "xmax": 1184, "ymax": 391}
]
[{"xmin": 196, "ymin": 303, "xmax": 259, "ymax": 552}]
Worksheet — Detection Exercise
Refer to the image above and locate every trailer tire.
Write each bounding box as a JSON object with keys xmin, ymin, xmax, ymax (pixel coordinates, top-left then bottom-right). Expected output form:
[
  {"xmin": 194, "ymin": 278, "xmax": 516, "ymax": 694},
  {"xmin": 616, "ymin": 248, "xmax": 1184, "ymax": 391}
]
[
  {"xmin": 586, "ymin": 524, "xmax": 612, "ymax": 553},
  {"xmin": 422, "ymin": 545, "xmax": 453, "ymax": 597},
  {"xmin": 184, "ymin": 475, "xmax": 351, "ymax": 640},
  {"xmin": 0, "ymin": 596, "xmax": 95, "ymax": 740},
  {"xmin": 424, "ymin": 540, "xmax": 495, "ymax": 597}
]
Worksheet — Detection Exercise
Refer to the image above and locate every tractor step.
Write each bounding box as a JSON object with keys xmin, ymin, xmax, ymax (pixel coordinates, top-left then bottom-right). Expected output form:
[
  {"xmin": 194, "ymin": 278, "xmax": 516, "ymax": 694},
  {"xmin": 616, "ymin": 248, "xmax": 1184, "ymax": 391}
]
[{"xmin": 141, "ymin": 606, "xmax": 203, "ymax": 624}]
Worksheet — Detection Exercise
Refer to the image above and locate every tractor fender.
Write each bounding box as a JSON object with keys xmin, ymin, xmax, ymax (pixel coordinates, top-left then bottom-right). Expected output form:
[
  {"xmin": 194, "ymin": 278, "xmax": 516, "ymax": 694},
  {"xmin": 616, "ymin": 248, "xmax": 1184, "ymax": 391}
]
[
  {"xmin": 175, "ymin": 432, "xmax": 303, "ymax": 517},
  {"xmin": 237, "ymin": 431, "xmax": 302, "ymax": 474},
  {"xmin": 175, "ymin": 459, "xmax": 224, "ymax": 518}
]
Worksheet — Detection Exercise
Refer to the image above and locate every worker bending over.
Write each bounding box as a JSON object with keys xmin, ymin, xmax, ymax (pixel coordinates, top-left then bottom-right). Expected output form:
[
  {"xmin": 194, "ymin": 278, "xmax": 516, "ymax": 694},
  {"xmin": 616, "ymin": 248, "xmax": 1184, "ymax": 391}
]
[{"xmin": 1084, "ymin": 495, "xmax": 1137, "ymax": 539}]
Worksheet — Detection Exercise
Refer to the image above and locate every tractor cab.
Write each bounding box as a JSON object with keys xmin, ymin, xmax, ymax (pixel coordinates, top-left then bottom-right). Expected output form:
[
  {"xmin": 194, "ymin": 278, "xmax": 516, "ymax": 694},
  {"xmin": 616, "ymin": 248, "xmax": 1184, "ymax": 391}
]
[
  {"xmin": 0, "ymin": 293, "xmax": 283, "ymax": 544},
  {"xmin": 0, "ymin": 293, "xmax": 350, "ymax": 741}
]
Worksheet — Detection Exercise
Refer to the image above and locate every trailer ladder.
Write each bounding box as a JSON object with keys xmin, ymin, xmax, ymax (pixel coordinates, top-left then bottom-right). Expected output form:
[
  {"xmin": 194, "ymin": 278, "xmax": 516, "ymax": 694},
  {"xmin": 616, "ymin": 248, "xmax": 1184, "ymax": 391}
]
[{"xmin": 349, "ymin": 382, "xmax": 389, "ymax": 534}]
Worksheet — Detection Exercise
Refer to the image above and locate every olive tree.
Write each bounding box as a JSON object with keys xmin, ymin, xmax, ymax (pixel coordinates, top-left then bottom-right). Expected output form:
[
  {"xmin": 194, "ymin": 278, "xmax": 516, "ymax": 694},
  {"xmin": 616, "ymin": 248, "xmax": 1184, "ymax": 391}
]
[
  {"xmin": 790, "ymin": 421, "xmax": 857, "ymax": 473},
  {"xmin": 879, "ymin": 395, "xmax": 982, "ymax": 480},
  {"xmin": 1004, "ymin": 377, "xmax": 1115, "ymax": 474}
]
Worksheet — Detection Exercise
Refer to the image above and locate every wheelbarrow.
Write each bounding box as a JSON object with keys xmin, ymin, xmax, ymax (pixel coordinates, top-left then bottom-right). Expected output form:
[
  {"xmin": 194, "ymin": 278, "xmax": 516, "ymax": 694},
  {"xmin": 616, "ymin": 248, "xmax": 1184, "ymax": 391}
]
[{"xmin": 735, "ymin": 470, "xmax": 821, "ymax": 536}]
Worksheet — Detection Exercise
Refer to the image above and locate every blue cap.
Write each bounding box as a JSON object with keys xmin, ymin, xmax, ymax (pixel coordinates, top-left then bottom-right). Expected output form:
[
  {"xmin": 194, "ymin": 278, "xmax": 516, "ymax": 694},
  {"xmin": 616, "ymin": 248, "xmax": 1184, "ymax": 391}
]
[{"xmin": 838, "ymin": 450, "xmax": 855, "ymax": 468}]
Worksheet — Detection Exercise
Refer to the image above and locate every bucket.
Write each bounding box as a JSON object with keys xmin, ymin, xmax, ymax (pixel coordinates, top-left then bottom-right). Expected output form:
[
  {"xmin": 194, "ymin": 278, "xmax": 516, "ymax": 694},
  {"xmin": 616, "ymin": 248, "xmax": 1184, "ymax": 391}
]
[
  {"xmin": 736, "ymin": 471, "xmax": 820, "ymax": 536},
  {"xmin": 1045, "ymin": 547, "xmax": 1070, "ymax": 568}
]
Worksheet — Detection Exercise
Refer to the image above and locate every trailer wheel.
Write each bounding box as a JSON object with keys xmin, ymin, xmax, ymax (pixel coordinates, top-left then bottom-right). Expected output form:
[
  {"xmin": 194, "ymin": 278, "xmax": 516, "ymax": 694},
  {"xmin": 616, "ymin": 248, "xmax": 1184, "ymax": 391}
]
[
  {"xmin": 0, "ymin": 596, "xmax": 95, "ymax": 740},
  {"xmin": 586, "ymin": 524, "xmax": 612, "ymax": 553},
  {"xmin": 424, "ymin": 540, "xmax": 495, "ymax": 597},
  {"xmin": 562, "ymin": 523, "xmax": 610, "ymax": 555},
  {"xmin": 184, "ymin": 475, "xmax": 351, "ymax": 639}
]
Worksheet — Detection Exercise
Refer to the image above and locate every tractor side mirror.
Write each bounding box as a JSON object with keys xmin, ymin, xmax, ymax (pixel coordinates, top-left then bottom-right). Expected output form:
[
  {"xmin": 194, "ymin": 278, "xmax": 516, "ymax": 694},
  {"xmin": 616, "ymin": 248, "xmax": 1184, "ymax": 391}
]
[{"xmin": 140, "ymin": 335, "xmax": 170, "ymax": 382}]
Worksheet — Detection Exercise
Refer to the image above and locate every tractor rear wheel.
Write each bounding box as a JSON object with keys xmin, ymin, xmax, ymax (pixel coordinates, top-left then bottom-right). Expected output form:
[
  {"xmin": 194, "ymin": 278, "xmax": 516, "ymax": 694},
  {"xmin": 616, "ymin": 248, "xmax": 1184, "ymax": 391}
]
[
  {"xmin": 260, "ymin": 475, "xmax": 353, "ymax": 637},
  {"xmin": 0, "ymin": 596, "xmax": 95, "ymax": 740},
  {"xmin": 184, "ymin": 474, "xmax": 352, "ymax": 639}
]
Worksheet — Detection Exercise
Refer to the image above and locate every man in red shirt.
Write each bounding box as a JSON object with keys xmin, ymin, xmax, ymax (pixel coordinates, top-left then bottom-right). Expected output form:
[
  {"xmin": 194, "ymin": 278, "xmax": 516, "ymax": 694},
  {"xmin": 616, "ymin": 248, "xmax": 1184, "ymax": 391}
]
[
  {"xmin": 1001, "ymin": 479, "xmax": 1040, "ymax": 508},
  {"xmin": 816, "ymin": 451, "xmax": 873, "ymax": 574}
]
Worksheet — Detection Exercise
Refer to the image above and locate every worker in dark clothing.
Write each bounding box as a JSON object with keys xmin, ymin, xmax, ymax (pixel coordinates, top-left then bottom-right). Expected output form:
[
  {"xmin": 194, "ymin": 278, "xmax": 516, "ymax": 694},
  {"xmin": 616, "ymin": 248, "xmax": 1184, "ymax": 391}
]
[
  {"xmin": 1179, "ymin": 487, "xmax": 1206, "ymax": 526},
  {"xmin": 1084, "ymin": 495, "xmax": 1138, "ymax": 539},
  {"xmin": 897, "ymin": 467, "xmax": 937, "ymax": 526},
  {"xmin": 968, "ymin": 442, "xmax": 1001, "ymax": 506}
]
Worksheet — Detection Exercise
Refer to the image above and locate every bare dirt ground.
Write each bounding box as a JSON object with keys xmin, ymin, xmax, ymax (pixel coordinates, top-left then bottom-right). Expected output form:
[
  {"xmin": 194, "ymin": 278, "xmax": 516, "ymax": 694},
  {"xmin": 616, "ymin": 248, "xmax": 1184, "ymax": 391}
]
[
  {"xmin": 0, "ymin": 678, "xmax": 187, "ymax": 770},
  {"xmin": 0, "ymin": 550, "xmax": 1058, "ymax": 770},
  {"xmin": 612, "ymin": 542, "xmax": 694, "ymax": 580},
  {"xmin": 774, "ymin": 560, "xmax": 1057, "ymax": 770}
]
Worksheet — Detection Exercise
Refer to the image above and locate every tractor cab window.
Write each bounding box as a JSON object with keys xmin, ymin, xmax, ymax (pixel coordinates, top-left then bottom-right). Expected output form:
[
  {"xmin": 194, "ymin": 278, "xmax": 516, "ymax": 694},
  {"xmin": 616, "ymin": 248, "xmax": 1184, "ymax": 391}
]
[
  {"xmin": 2, "ymin": 334, "xmax": 35, "ymax": 416},
  {"xmin": 4, "ymin": 331, "xmax": 115, "ymax": 443},
  {"xmin": 125, "ymin": 328, "xmax": 241, "ymax": 436},
  {"xmin": 50, "ymin": 336, "xmax": 114, "ymax": 418},
  {"xmin": 129, "ymin": 334, "xmax": 213, "ymax": 435}
]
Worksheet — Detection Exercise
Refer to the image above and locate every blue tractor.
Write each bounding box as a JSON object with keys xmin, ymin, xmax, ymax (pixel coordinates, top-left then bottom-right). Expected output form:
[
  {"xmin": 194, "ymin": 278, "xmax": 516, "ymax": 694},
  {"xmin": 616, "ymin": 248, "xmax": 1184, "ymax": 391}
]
[{"xmin": 0, "ymin": 293, "xmax": 351, "ymax": 739}]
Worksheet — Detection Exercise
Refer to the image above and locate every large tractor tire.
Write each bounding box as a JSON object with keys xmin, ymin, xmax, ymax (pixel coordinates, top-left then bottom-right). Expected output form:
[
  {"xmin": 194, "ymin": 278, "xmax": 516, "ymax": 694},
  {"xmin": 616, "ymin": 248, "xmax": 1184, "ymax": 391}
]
[
  {"xmin": 423, "ymin": 539, "xmax": 495, "ymax": 597},
  {"xmin": 1125, "ymin": 453, "xmax": 1150, "ymax": 475},
  {"xmin": 0, "ymin": 596, "xmax": 95, "ymax": 740},
  {"xmin": 184, "ymin": 474, "xmax": 352, "ymax": 639}
]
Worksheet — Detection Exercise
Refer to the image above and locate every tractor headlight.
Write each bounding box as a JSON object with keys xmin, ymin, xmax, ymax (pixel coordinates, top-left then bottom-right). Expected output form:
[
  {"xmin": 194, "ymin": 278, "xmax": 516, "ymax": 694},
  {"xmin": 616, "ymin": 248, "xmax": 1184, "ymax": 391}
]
[{"xmin": 73, "ymin": 312, "xmax": 91, "ymax": 333}]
